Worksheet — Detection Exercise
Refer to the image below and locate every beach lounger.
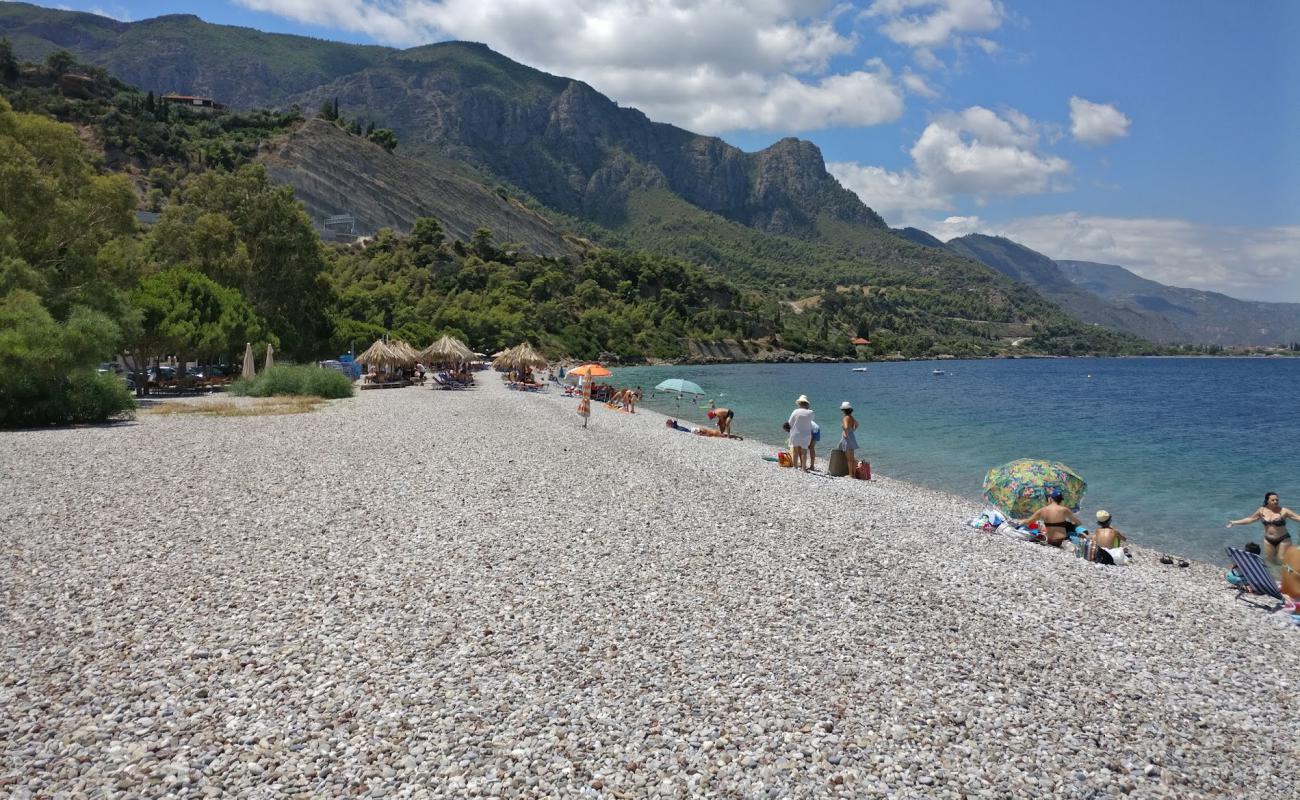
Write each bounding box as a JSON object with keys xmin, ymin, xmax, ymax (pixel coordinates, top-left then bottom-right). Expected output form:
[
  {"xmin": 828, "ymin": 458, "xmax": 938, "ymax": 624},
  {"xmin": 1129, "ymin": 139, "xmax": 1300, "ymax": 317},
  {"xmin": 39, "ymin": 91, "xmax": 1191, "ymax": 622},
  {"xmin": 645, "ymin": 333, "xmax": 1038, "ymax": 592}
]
[{"xmin": 1225, "ymin": 547, "xmax": 1289, "ymax": 612}]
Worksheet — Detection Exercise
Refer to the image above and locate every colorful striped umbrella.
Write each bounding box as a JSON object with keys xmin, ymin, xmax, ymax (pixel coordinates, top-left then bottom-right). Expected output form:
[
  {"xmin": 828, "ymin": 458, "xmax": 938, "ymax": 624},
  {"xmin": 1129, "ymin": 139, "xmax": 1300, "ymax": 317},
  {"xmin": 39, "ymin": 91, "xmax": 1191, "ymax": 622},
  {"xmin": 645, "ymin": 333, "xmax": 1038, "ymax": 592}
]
[{"xmin": 982, "ymin": 458, "xmax": 1087, "ymax": 518}]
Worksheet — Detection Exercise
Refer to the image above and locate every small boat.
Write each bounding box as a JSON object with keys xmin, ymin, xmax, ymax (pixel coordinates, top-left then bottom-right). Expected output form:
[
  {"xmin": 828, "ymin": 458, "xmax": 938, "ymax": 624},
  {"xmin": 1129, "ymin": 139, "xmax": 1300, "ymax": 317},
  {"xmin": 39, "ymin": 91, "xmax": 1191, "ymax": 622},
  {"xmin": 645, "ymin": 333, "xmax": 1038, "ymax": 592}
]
[
  {"xmin": 932, "ymin": 369, "xmax": 945, "ymax": 375},
  {"xmin": 851, "ymin": 367, "xmax": 869, "ymax": 373}
]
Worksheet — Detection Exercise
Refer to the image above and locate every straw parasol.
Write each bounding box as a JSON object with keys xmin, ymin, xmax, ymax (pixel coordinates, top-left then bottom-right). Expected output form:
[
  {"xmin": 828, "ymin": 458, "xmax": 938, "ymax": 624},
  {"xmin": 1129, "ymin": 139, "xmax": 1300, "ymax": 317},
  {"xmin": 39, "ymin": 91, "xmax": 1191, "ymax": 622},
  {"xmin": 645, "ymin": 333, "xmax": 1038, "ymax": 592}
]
[
  {"xmin": 264, "ymin": 342, "xmax": 275, "ymax": 371},
  {"xmin": 421, "ymin": 335, "xmax": 474, "ymax": 365},
  {"xmin": 389, "ymin": 339, "xmax": 422, "ymax": 366},
  {"xmin": 358, "ymin": 339, "xmax": 401, "ymax": 368},
  {"xmin": 511, "ymin": 342, "xmax": 548, "ymax": 370},
  {"xmin": 242, "ymin": 342, "xmax": 255, "ymax": 379}
]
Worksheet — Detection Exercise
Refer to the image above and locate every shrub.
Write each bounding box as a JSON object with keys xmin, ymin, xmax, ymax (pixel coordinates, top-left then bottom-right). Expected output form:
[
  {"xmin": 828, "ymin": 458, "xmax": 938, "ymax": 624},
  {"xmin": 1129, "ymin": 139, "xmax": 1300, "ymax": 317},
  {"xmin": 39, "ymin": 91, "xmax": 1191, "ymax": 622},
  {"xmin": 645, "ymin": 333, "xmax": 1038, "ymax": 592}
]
[
  {"xmin": 65, "ymin": 370, "xmax": 136, "ymax": 422},
  {"xmin": 230, "ymin": 365, "xmax": 353, "ymax": 399}
]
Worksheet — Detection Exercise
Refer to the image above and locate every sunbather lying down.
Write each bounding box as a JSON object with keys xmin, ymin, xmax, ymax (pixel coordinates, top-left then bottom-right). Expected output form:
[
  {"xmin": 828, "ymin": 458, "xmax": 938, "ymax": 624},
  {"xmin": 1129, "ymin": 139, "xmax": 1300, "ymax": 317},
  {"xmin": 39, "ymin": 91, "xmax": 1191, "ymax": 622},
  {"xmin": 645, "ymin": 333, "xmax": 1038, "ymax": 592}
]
[{"xmin": 693, "ymin": 427, "xmax": 743, "ymax": 440}]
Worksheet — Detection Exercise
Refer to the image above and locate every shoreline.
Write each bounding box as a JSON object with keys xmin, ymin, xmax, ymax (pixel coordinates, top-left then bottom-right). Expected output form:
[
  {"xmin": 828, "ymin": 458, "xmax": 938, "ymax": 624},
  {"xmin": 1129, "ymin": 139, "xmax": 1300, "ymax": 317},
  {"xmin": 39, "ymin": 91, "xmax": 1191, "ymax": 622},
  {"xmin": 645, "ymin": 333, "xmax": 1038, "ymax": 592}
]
[{"xmin": 2, "ymin": 380, "xmax": 1296, "ymax": 796}]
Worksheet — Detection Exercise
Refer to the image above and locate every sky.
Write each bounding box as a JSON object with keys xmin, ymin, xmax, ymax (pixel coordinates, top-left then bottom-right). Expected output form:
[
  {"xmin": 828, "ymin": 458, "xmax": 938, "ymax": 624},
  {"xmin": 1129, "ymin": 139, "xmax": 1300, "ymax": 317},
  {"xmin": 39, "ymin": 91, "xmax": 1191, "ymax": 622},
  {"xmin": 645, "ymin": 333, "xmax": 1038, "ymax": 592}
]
[{"xmin": 31, "ymin": 0, "xmax": 1300, "ymax": 302}]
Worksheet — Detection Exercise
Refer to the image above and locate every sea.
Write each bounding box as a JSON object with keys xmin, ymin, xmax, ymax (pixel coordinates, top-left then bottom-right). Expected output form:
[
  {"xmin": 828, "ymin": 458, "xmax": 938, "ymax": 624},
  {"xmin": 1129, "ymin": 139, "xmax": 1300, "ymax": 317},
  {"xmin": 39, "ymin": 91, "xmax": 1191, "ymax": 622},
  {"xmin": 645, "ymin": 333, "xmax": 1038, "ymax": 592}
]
[{"xmin": 611, "ymin": 358, "xmax": 1300, "ymax": 564}]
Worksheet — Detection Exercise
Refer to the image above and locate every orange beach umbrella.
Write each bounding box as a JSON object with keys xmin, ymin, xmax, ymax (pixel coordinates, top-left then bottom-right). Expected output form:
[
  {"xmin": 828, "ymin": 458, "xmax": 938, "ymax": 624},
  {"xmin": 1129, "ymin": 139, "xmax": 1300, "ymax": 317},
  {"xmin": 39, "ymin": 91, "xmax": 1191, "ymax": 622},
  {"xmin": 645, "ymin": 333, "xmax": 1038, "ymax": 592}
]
[{"xmin": 568, "ymin": 363, "xmax": 612, "ymax": 378}]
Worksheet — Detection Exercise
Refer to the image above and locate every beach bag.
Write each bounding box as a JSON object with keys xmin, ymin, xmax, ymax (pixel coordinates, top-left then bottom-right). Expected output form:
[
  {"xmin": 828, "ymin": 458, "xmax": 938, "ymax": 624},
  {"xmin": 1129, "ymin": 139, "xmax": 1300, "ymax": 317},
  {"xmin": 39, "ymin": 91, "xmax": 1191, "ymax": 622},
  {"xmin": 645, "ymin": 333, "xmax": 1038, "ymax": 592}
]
[
  {"xmin": 853, "ymin": 461, "xmax": 871, "ymax": 480},
  {"xmin": 777, "ymin": 451, "xmax": 793, "ymax": 468},
  {"xmin": 827, "ymin": 449, "xmax": 850, "ymax": 477}
]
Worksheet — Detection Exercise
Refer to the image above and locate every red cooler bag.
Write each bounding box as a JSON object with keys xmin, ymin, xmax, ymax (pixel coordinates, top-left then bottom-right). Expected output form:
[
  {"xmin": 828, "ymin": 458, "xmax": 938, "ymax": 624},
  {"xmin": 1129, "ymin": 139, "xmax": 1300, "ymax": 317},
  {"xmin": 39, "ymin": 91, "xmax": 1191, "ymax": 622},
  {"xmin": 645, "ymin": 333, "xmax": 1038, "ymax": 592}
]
[{"xmin": 854, "ymin": 462, "xmax": 871, "ymax": 480}]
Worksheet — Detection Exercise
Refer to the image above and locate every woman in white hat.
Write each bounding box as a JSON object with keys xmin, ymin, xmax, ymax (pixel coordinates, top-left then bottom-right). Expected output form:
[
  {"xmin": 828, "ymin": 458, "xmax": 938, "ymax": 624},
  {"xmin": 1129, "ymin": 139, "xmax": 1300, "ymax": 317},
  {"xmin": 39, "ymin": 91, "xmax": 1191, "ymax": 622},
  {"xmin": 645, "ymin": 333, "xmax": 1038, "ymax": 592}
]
[
  {"xmin": 838, "ymin": 401, "xmax": 859, "ymax": 475},
  {"xmin": 786, "ymin": 395, "xmax": 815, "ymax": 471}
]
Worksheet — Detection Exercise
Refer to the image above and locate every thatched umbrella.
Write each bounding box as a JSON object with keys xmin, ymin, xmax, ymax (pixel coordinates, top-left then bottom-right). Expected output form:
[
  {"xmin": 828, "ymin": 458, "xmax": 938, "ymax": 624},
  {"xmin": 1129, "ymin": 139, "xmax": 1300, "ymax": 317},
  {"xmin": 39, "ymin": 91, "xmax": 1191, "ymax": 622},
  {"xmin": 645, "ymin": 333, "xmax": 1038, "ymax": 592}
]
[
  {"xmin": 358, "ymin": 339, "xmax": 401, "ymax": 369},
  {"xmin": 264, "ymin": 342, "xmax": 275, "ymax": 371},
  {"xmin": 389, "ymin": 340, "xmax": 422, "ymax": 366},
  {"xmin": 421, "ymin": 335, "xmax": 474, "ymax": 366},
  {"xmin": 491, "ymin": 344, "xmax": 522, "ymax": 371},
  {"xmin": 512, "ymin": 342, "xmax": 548, "ymax": 370},
  {"xmin": 242, "ymin": 342, "xmax": 255, "ymax": 379}
]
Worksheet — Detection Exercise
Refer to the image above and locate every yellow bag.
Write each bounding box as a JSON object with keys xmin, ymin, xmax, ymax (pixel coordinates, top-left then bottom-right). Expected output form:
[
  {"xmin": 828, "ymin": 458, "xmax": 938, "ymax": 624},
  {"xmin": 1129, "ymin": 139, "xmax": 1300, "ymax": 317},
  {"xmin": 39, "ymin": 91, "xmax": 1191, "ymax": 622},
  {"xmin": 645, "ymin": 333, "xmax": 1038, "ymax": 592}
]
[{"xmin": 777, "ymin": 451, "xmax": 793, "ymax": 468}]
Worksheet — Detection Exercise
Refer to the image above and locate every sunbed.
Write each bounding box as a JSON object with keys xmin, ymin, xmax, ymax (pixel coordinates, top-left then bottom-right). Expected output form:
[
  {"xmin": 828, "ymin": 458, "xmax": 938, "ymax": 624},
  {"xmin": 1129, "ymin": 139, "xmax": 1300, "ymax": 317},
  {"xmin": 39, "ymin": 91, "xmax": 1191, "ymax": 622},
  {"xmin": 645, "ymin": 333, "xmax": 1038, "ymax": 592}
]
[{"xmin": 1225, "ymin": 547, "xmax": 1290, "ymax": 612}]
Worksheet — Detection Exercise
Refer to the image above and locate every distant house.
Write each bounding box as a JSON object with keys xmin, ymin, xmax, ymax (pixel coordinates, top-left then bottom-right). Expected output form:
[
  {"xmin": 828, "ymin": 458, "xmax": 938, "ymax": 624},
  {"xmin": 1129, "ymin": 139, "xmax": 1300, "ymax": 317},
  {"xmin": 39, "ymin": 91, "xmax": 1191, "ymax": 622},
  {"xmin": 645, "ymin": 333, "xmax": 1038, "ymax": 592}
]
[
  {"xmin": 161, "ymin": 93, "xmax": 227, "ymax": 112},
  {"xmin": 850, "ymin": 337, "xmax": 872, "ymax": 346}
]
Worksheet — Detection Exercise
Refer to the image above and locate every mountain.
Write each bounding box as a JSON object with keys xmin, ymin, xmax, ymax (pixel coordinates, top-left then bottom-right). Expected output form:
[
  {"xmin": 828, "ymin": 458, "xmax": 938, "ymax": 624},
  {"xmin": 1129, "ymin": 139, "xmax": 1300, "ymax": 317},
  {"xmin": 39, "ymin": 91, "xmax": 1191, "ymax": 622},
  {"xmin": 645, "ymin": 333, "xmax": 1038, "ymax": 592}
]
[
  {"xmin": 947, "ymin": 235, "xmax": 1187, "ymax": 343},
  {"xmin": 0, "ymin": 4, "xmax": 389, "ymax": 109},
  {"xmin": 1058, "ymin": 260, "xmax": 1300, "ymax": 346},
  {"xmin": 1, "ymin": 3, "xmax": 1165, "ymax": 357},
  {"xmin": 893, "ymin": 227, "xmax": 950, "ymax": 250},
  {"xmin": 1, "ymin": 5, "xmax": 881, "ymax": 243},
  {"xmin": 259, "ymin": 119, "xmax": 579, "ymax": 257}
]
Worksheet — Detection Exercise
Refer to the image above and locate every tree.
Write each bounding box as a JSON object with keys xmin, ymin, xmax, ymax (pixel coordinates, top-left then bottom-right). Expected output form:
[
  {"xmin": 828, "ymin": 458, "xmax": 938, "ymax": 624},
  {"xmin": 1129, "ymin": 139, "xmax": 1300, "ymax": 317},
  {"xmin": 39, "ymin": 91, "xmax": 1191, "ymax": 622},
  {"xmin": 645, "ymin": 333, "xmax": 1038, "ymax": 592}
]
[
  {"xmin": 45, "ymin": 50, "xmax": 76, "ymax": 77},
  {"xmin": 319, "ymin": 98, "xmax": 337, "ymax": 121},
  {"xmin": 0, "ymin": 38, "xmax": 17, "ymax": 82},
  {"xmin": 0, "ymin": 290, "xmax": 133, "ymax": 425},
  {"xmin": 144, "ymin": 90, "xmax": 155, "ymax": 113},
  {"xmin": 368, "ymin": 128, "xmax": 397, "ymax": 152},
  {"xmin": 130, "ymin": 268, "xmax": 270, "ymax": 368},
  {"xmin": 154, "ymin": 165, "xmax": 334, "ymax": 357}
]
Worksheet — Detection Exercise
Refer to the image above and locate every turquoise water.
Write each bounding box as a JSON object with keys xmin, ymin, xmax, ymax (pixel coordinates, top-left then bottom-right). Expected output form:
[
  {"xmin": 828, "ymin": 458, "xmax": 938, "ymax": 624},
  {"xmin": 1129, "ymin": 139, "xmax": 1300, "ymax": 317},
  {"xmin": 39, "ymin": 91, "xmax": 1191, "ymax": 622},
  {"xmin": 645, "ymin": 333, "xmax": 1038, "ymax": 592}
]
[{"xmin": 612, "ymin": 358, "xmax": 1300, "ymax": 563}]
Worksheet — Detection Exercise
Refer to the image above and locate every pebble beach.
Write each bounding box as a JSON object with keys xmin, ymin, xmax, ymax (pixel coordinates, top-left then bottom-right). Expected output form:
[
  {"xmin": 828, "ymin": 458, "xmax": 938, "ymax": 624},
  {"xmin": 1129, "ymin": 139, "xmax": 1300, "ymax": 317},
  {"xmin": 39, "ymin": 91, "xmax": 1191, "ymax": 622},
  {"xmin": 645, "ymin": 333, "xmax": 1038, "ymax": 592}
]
[{"xmin": 2, "ymin": 378, "xmax": 1297, "ymax": 799}]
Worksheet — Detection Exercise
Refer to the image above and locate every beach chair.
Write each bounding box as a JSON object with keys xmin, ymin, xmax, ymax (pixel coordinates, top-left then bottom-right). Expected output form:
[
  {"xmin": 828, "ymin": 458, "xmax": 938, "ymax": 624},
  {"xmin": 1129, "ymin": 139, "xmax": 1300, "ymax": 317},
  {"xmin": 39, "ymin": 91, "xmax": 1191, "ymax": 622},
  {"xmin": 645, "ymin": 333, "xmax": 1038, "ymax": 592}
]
[{"xmin": 1225, "ymin": 547, "xmax": 1289, "ymax": 612}]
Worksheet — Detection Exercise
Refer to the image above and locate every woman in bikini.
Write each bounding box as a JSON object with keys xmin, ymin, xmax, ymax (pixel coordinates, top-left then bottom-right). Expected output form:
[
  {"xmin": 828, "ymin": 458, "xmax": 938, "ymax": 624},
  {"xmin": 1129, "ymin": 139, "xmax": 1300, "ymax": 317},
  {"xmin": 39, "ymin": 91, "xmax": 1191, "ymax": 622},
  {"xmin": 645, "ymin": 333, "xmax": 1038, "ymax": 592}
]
[{"xmin": 1227, "ymin": 492, "xmax": 1300, "ymax": 564}]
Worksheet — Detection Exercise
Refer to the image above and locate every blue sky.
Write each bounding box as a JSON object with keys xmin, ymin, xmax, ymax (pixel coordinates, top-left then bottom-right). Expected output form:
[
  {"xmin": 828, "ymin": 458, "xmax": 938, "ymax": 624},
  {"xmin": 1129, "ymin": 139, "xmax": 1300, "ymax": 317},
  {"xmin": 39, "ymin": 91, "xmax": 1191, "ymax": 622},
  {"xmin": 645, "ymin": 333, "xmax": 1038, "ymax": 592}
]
[{"xmin": 33, "ymin": 1, "xmax": 1300, "ymax": 301}]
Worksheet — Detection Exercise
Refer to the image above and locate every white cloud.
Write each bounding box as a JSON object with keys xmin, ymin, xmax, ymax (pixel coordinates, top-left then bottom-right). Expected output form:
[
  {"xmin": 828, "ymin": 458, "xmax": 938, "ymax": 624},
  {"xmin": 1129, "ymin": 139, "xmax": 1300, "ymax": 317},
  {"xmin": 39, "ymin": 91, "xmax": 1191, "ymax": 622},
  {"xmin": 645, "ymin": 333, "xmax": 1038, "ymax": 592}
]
[
  {"xmin": 829, "ymin": 105, "xmax": 1069, "ymax": 220},
  {"xmin": 828, "ymin": 162, "xmax": 946, "ymax": 215},
  {"xmin": 237, "ymin": 0, "xmax": 907, "ymax": 134},
  {"xmin": 1069, "ymin": 97, "xmax": 1130, "ymax": 146},
  {"xmin": 936, "ymin": 213, "xmax": 1300, "ymax": 302},
  {"xmin": 864, "ymin": 0, "xmax": 1005, "ymax": 67},
  {"xmin": 900, "ymin": 68, "xmax": 938, "ymax": 98}
]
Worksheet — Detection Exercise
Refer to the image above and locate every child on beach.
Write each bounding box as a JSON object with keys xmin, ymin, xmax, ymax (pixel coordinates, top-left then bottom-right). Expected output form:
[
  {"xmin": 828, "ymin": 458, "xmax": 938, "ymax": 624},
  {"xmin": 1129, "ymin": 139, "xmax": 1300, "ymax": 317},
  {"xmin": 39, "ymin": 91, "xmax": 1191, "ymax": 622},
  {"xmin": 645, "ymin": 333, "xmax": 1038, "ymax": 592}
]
[{"xmin": 1225, "ymin": 541, "xmax": 1262, "ymax": 589}]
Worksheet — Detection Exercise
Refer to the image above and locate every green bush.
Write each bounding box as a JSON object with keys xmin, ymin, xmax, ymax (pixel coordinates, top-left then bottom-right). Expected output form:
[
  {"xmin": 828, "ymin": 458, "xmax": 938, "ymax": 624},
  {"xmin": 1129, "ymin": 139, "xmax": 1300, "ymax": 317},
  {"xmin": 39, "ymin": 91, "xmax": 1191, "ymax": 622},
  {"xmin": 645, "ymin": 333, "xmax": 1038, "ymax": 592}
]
[
  {"xmin": 230, "ymin": 365, "xmax": 353, "ymax": 399},
  {"xmin": 65, "ymin": 370, "xmax": 136, "ymax": 423}
]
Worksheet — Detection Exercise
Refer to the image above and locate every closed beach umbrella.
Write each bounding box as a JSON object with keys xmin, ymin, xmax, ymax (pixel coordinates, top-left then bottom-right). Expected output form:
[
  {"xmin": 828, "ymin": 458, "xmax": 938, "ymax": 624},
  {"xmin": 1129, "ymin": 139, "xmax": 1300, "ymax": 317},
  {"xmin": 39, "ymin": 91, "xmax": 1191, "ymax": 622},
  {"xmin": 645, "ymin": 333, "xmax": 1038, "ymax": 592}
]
[
  {"xmin": 569, "ymin": 363, "xmax": 613, "ymax": 379},
  {"xmin": 264, "ymin": 342, "xmax": 275, "ymax": 371},
  {"xmin": 655, "ymin": 378, "xmax": 704, "ymax": 396},
  {"xmin": 242, "ymin": 342, "xmax": 255, "ymax": 379},
  {"xmin": 982, "ymin": 459, "xmax": 1087, "ymax": 519}
]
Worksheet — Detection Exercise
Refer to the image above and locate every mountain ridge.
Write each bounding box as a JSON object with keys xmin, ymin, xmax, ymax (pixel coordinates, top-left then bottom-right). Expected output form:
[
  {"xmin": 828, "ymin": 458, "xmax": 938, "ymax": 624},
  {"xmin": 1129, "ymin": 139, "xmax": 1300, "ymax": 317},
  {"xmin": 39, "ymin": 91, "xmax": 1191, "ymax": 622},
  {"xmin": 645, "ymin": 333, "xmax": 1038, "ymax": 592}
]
[{"xmin": 1058, "ymin": 260, "xmax": 1300, "ymax": 346}]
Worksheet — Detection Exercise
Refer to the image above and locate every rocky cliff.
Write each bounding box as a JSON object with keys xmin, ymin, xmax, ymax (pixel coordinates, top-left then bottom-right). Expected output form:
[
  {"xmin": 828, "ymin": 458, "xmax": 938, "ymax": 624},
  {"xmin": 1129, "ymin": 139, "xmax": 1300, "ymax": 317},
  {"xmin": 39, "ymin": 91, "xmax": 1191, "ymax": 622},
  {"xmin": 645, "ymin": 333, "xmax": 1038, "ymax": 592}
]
[
  {"xmin": 259, "ymin": 119, "xmax": 578, "ymax": 257},
  {"xmin": 2, "ymin": 5, "xmax": 889, "ymax": 243}
]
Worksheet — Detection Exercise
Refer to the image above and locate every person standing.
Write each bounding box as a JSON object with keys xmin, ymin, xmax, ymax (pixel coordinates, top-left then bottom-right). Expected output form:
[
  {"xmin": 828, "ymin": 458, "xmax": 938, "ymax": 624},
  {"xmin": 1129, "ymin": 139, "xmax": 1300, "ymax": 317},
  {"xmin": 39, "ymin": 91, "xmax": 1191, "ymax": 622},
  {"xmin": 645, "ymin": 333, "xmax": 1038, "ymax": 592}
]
[
  {"xmin": 1227, "ymin": 492, "xmax": 1300, "ymax": 564},
  {"xmin": 837, "ymin": 402, "xmax": 859, "ymax": 475},
  {"xmin": 786, "ymin": 395, "xmax": 815, "ymax": 471},
  {"xmin": 708, "ymin": 406, "xmax": 734, "ymax": 436}
]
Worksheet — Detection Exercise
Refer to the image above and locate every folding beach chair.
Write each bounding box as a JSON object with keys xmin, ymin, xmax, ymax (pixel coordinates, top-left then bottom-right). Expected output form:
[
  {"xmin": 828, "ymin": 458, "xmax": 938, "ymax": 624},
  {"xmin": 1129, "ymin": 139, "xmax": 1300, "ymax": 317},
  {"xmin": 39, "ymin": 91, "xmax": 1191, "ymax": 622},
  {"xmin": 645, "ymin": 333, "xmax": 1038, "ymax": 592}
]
[{"xmin": 1225, "ymin": 547, "xmax": 1290, "ymax": 612}]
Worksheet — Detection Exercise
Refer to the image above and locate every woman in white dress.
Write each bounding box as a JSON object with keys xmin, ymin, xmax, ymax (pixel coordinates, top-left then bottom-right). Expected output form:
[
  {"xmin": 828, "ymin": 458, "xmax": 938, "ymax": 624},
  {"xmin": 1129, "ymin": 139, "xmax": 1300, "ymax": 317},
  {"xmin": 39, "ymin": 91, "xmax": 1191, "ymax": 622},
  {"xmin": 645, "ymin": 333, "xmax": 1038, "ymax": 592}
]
[{"xmin": 786, "ymin": 395, "xmax": 815, "ymax": 472}]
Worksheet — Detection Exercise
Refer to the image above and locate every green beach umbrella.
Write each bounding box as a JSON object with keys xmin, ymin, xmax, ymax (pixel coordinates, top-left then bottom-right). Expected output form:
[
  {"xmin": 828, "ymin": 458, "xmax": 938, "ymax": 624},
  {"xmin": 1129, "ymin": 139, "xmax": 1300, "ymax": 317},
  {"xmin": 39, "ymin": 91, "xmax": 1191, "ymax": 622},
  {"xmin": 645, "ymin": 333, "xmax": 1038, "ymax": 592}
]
[
  {"xmin": 982, "ymin": 458, "xmax": 1087, "ymax": 519},
  {"xmin": 655, "ymin": 378, "xmax": 704, "ymax": 396}
]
